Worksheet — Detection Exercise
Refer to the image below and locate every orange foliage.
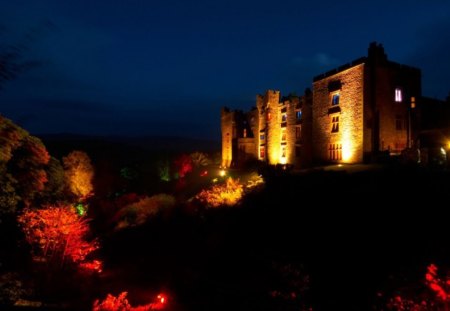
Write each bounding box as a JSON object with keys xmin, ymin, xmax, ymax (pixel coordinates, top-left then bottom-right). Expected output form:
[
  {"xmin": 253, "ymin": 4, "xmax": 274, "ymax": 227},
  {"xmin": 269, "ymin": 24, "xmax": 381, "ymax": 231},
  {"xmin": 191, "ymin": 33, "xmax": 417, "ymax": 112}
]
[
  {"xmin": 195, "ymin": 177, "xmax": 243, "ymax": 208},
  {"xmin": 18, "ymin": 205, "xmax": 99, "ymax": 268},
  {"xmin": 63, "ymin": 150, "xmax": 94, "ymax": 199},
  {"xmin": 92, "ymin": 292, "xmax": 167, "ymax": 311}
]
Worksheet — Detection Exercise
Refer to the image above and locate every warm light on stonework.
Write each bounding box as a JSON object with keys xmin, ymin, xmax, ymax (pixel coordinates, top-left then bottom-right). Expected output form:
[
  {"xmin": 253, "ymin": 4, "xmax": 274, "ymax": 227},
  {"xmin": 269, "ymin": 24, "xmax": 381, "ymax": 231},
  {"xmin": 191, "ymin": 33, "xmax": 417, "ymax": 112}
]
[
  {"xmin": 342, "ymin": 140, "xmax": 353, "ymax": 162},
  {"xmin": 341, "ymin": 127, "xmax": 355, "ymax": 162}
]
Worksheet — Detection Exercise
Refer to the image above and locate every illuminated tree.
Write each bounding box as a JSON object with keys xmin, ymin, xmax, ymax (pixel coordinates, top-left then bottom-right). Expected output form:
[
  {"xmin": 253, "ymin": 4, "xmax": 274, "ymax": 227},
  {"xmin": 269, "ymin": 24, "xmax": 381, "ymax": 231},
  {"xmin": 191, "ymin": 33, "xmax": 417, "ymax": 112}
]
[
  {"xmin": 17, "ymin": 205, "xmax": 99, "ymax": 268},
  {"xmin": 195, "ymin": 177, "xmax": 244, "ymax": 208},
  {"xmin": 157, "ymin": 160, "xmax": 170, "ymax": 182},
  {"xmin": 0, "ymin": 115, "xmax": 50, "ymax": 213},
  {"xmin": 115, "ymin": 194, "xmax": 175, "ymax": 229},
  {"xmin": 382, "ymin": 264, "xmax": 450, "ymax": 311},
  {"xmin": 173, "ymin": 154, "xmax": 193, "ymax": 178},
  {"xmin": 92, "ymin": 291, "xmax": 167, "ymax": 311},
  {"xmin": 63, "ymin": 150, "xmax": 94, "ymax": 200},
  {"xmin": 11, "ymin": 135, "xmax": 50, "ymax": 198},
  {"xmin": 190, "ymin": 152, "xmax": 209, "ymax": 167},
  {"xmin": 41, "ymin": 157, "xmax": 66, "ymax": 203}
]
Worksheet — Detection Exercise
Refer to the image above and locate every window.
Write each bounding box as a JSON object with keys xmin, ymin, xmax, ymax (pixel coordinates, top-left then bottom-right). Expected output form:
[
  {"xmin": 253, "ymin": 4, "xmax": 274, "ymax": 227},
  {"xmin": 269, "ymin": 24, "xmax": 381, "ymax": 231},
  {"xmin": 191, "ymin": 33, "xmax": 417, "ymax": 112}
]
[
  {"xmin": 396, "ymin": 115, "xmax": 403, "ymax": 131},
  {"xmin": 411, "ymin": 96, "xmax": 416, "ymax": 109},
  {"xmin": 295, "ymin": 146, "xmax": 301, "ymax": 158},
  {"xmin": 260, "ymin": 146, "xmax": 265, "ymax": 159},
  {"xmin": 331, "ymin": 115, "xmax": 339, "ymax": 133},
  {"xmin": 281, "ymin": 145, "xmax": 286, "ymax": 158},
  {"xmin": 395, "ymin": 88, "xmax": 402, "ymax": 102},
  {"xmin": 281, "ymin": 128, "xmax": 287, "ymax": 142},
  {"xmin": 296, "ymin": 110, "xmax": 302, "ymax": 122},
  {"xmin": 260, "ymin": 134, "xmax": 265, "ymax": 141},
  {"xmin": 329, "ymin": 143, "xmax": 342, "ymax": 161},
  {"xmin": 295, "ymin": 126, "xmax": 301, "ymax": 140},
  {"xmin": 281, "ymin": 112, "xmax": 287, "ymax": 123},
  {"xmin": 243, "ymin": 129, "xmax": 247, "ymax": 138},
  {"xmin": 331, "ymin": 94, "xmax": 340, "ymax": 106},
  {"xmin": 267, "ymin": 113, "xmax": 271, "ymax": 121}
]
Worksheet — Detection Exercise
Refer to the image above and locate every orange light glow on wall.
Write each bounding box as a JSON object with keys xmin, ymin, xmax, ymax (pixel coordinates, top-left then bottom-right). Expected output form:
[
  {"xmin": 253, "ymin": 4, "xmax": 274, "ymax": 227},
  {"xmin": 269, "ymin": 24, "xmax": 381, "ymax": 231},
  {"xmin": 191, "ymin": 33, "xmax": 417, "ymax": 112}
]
[{"xmin": 342, "ymin": 140, "xmax": 353, "ymax": 162}]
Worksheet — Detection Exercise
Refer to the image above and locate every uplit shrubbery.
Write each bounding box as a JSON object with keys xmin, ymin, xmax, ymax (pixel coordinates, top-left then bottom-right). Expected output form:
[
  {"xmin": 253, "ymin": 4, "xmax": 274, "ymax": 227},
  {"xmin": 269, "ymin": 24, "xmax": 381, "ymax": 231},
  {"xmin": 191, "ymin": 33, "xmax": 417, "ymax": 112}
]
[
  {"xmin": 115, "ymin": 194, "xmax": 176, "ymax": 229},
  {"xmin": 92, "ymin": 291, "xmax": 167, "ymax": 311},
  {"xmin": 195, "ymin": 177, "xmax": 243, "ymax": 208},
  {"xmin": 380, "ymin": 264, "xmax": 450, "ymax": 311}
]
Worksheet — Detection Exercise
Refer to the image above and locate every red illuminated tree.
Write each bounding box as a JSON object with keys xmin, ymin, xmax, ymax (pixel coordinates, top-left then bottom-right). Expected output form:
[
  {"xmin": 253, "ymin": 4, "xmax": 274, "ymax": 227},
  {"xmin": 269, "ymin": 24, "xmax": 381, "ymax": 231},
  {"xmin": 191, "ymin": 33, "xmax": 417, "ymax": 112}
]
[
  {"xmin": 92, "ymin": 291, "xmax": 167, "ymax": 311},
  {"xmin": 173, "ymin": 154, "xmax": 193, "ymax": 178},
  {"xmin": 17, "ymin": 205, "xmax": 99, "ymax": 269},
  {"xmin": 63, "ymin": 150, "xmax": 94, "ymax": 200}
]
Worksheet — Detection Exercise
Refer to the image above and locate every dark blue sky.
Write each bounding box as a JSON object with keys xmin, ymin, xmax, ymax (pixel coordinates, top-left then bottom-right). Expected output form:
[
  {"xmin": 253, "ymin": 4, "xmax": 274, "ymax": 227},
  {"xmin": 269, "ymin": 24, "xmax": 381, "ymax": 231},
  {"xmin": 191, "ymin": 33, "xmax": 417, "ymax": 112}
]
[{"xmin": 1, "ymin": 0, "xmax": 449, "ymax": 140}]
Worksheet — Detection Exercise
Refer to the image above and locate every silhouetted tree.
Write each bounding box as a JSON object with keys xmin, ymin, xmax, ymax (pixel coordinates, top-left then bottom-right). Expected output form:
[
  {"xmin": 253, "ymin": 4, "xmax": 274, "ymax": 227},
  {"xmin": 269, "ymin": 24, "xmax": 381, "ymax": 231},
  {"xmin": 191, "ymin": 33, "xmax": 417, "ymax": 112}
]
[{"xmin": 0, "ymin": 21, "xmax": 53, "ymax": 90}]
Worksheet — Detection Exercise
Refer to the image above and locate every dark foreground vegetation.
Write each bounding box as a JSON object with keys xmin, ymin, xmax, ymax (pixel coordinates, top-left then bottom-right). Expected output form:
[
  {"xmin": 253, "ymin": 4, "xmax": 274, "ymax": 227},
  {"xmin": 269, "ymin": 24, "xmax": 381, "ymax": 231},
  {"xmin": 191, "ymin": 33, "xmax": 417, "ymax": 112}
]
[{"xmin": 2, "ymin": 121, "xmax": 450, "ymax": 310}]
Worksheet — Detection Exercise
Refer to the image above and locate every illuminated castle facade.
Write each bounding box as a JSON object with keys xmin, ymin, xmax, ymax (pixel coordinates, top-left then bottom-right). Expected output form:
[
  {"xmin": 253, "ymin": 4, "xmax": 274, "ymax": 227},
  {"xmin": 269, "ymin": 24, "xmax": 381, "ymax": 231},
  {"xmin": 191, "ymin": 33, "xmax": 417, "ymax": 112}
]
[{"xmin": 221, "ymin": 42, "xmax": 440, "ymax": 168}]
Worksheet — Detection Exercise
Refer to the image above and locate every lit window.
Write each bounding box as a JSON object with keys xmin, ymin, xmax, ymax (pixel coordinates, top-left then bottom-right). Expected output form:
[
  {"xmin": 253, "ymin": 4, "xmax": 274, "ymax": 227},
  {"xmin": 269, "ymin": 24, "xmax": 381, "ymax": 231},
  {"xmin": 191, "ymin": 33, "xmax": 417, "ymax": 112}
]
[
  {"xmin": 411, "ymin": 96, "xmax": 416, "ymax": 109},
  {"xmin": 243, "ymin": 129, "xmax": 247, "ymax": 138},
  {"xmin": 331, "ymin": 115, "xmax": 339, "ymax": 133},
  {"xmin": 267, "ymin": 113, "xmax": 271, "ymax": 121},
  {"xmin": 395, "ymin": 88, "xmax": 402, "ymax": 102},
  {"xmin": 281, "ymin": 145, "xmax": 286, "ymax": 158},
  {"xmin": 331, "ymin": 94, "xmax": 340, "ymax": 106},
  {"xmin": 260, "ymin": 134, "xmax": 265, "ymax": 140},
  {"xmin": 281, "ymin": 112, "xmax": 287, "ymax": 123},
  {"xmin": 329, "ymin": 143, "xmax": 342, "ymax": 161},
  {"xmin": 281, "ymin": 128, "xmax": 287, "ymax": 142},
  {"xmin": 259, "ymin": 146, "xmax": 265, "ymax": 159},
  {"xmin": 296, "ymin": 110, "xmax": 302, "ymax": 121}
]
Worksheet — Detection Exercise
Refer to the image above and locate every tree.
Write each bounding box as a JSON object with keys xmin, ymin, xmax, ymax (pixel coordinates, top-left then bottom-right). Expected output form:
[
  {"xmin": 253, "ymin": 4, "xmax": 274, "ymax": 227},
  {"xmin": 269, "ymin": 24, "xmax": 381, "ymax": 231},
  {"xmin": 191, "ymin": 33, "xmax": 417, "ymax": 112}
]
[
  {"xmin": 190, "ymin": 152, "xmax": 209, "ymax": 167},
  {"xmin": 41, "ymin": 157, "xmax": 66, "ymax": 203},
  {"xmin": 63, "ymin": 151, "xmax": 94, "ymax": 200},
  {"xmin": 195, "ymin": 177, "xmax": 244, "ymax": 208},
  {"xmin": 173, "ymin": 154, "xmax": 193, "ymax": 178},
  {"xmin": 17, "ymin": 205, "xmax": 99, "ymax": 269},
  {"xmin": 0, "ymin": 115, "xmax": 50, "ymax": 213},
  {"xmin": 0, "ymin": 21, "xmax": 53, "ymax": 90}
]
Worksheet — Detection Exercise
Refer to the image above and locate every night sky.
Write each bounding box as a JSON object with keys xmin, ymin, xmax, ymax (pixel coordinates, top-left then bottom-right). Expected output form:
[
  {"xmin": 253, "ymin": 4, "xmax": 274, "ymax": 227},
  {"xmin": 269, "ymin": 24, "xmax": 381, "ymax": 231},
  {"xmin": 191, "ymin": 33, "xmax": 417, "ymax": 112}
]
[{"xmin": 1, "ymin": 1, "xmax": 449, "ymax": 140}]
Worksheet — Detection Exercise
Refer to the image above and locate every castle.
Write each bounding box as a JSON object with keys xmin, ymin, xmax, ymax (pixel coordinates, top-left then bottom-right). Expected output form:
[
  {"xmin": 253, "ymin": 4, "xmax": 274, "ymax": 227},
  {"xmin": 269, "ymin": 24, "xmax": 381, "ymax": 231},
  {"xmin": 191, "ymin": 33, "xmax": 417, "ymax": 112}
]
[{"xmin": 221, "ymin": 42, "xmax": 450, "ymax": 168}]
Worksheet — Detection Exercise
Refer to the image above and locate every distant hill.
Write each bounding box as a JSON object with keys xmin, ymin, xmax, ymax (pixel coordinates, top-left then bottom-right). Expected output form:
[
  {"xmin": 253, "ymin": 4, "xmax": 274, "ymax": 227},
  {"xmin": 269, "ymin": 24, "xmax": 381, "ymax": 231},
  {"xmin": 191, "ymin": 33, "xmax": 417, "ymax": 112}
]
[{"xmin": 38, "ymin": 133, "xmax": 220, "ymax": 155}]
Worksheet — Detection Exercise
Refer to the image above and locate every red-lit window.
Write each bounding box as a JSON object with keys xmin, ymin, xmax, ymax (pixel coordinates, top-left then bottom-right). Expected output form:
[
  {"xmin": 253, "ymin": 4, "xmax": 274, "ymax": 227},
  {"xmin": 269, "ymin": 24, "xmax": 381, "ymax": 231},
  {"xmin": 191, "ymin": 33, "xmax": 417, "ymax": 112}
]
[{"xmin": 260, "ymin": 146, "xmax": 265, "ymax": 159}]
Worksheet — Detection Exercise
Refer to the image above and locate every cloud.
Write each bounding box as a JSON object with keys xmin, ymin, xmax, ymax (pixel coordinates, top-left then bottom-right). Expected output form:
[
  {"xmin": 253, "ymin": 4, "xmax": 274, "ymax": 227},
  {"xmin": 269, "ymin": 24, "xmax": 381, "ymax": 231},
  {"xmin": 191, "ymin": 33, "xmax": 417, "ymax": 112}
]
[
  {"xmin": 292, "ymin": 53, "xmax": 341, "ymax": 69},
  {"xmin": 405, "ymin": 17, "xmax": 450, "ymax": 98}
]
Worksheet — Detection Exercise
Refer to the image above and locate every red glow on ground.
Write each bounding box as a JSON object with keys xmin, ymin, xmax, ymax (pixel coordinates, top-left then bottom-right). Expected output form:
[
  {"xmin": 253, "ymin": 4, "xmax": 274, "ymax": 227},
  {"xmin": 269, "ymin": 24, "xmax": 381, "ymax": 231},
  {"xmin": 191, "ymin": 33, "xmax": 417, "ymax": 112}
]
[{"xmin": 157, "ymin": 294, "xmax": 166, "ymax": 304}]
